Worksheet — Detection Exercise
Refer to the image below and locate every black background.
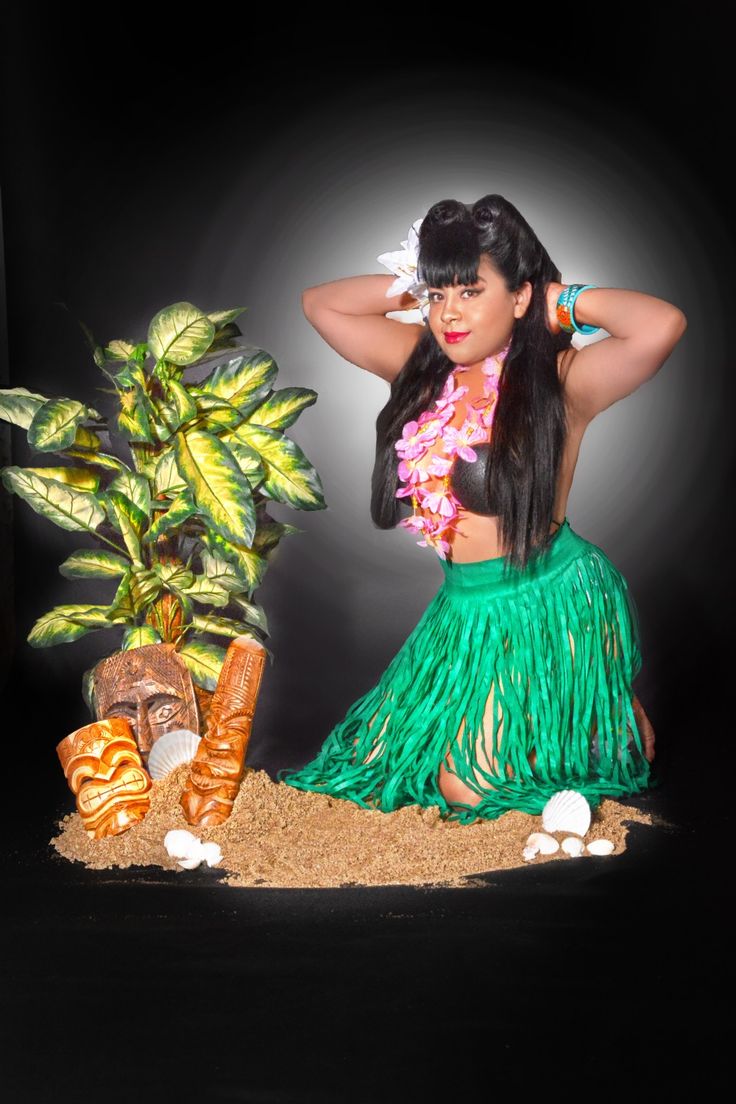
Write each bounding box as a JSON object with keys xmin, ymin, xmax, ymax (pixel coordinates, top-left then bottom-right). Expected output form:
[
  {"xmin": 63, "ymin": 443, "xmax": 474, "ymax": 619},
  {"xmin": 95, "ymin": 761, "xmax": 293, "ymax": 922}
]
[{"xmin": 0, "ymin": 11, "xmax": 731, "ymax": 1101}]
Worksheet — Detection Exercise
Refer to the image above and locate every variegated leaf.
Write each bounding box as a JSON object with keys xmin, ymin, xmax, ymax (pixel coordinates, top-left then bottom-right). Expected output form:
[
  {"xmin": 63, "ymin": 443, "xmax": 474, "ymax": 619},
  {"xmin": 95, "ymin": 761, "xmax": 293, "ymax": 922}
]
[
  {"xmin": 24, "ymin": 466, "xmax": 100, "ymax": 492},
  {"xmin": 121, "ymin": 626, "xmax": 162, "ymax": 649},
  {"xmin": 154, "ymin": 450, "xmax": 187, "ymax": 496},
  {"xmin": 177, "ymin": 638, "xmax": 227, "ymax": 691},
  {"xmin": 195, "ymin": 350, "xmax": 276, "ymax": 409},
  {"xmin": 178, "ymin": 574, "xmax": 231, "ymax": 608},
  {"xmin": 153, "ymin": 562, "xmax": 195, "ymax": 591},
  {"xmin": 191, "ymin": 613, "xmax": 255, "ymax": 639},
  {"xmin": 173, "ymin": 429, "xmax": 256, "ymax": 547},
  {"xmin": 63, "ymin": 448, "xmax": 129, "ymax": 473},
  {"xmin": 200, "ymin": 547, "xmax": 249, "ymax": 592},
  {"xmin": 198, "ymin": 528, "xmax": 266, "ymax": 595},
  {"xmin": 28, "ymin": 603, "xmax": 113, "ymax": 647},
  {"xmin": 104, "ymin": 489, "xmax": 147, "ymax": 562},
  {"xmin": 59, "ymin": 549, "xmax": 130, "ymax": 579},
  {"xmin": 148, "ymin": 302, "xmax": 215, "ymax": 367},
  {"xmin": 107, "ymin": 472, "xmax": 151, "ymax": 517},
  {"xmin": 247, "ymin": 386, "xmax": 318, "ymax": 430},
  {"xmin": 1, "ymin": 467, "xmax": 106, "ymax": 533},
  {"xmin": 230, "ymin": 595, "xmax": 269, "ymax": 635},
  {"xmin": 165, "ymin": 377, "xmax": 198, "ymax": 424},
  {"xmin": 0, "ymin": 387, "xmax": 50, "ymax": 429},
  {"xmin": 28, "ymin": 399, "xmax": 89, "ymax": 452},
  {"xmin": 144, "ymin": 489, "xmax": 196, "ymax": 542},
  {"xmin": 224, "ymin": 423, "xmax": 326, "ymax": 509}
]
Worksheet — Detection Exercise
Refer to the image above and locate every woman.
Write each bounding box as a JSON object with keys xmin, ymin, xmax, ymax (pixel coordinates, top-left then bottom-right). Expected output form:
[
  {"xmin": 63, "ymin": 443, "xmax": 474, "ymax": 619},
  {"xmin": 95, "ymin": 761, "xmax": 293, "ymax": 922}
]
[{"xmin": 277, "ymin": 195, "xmax": 686, "ymax": 823}]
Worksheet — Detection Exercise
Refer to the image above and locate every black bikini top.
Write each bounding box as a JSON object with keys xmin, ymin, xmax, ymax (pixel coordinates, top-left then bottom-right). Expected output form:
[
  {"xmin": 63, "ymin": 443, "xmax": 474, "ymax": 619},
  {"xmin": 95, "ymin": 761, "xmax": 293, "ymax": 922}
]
[{"xmin": 449, "ymin": 442, "xmax": 499, "ymax": 516}]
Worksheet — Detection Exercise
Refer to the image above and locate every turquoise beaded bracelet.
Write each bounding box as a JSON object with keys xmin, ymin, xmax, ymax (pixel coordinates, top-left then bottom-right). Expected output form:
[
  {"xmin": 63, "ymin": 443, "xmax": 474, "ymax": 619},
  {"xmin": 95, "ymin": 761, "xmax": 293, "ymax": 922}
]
[{"xmin": 556, "ymin": 284, "xmax": 600, "ymax": 335}]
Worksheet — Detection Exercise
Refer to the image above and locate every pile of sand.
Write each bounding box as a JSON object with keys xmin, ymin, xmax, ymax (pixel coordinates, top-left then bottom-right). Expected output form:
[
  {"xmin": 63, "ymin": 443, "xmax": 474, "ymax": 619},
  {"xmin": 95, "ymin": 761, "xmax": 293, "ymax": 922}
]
[{"xmin": 50, "ymin": 764, "xmax": 658, "ymax": 889}]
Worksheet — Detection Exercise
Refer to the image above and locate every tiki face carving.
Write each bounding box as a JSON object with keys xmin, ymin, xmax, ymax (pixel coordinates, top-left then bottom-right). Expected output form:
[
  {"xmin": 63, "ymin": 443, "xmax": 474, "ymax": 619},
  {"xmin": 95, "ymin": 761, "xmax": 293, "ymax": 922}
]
[
  {"xmin": 93, "ymin": 644, "xmax": 200, "ymax": 764},
  {"xmin": 57, "ymin": 717, "xmax": 152, "ymax": 838}
]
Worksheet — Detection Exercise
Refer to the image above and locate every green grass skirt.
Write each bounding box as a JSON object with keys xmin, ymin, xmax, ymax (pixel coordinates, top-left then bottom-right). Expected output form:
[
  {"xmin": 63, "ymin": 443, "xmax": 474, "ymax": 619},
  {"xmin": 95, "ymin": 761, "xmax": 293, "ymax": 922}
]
[{"xmin": 276, "ymin": 518, "xmax": 655, "ymax": 824}]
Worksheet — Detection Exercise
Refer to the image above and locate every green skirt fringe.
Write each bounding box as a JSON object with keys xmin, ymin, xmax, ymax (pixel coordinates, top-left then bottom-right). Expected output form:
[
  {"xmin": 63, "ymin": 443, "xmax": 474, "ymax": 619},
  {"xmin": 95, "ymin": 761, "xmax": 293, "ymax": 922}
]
[{"xmin": 277, "ymin": 518, "xmax": 655, "ymax": 824}]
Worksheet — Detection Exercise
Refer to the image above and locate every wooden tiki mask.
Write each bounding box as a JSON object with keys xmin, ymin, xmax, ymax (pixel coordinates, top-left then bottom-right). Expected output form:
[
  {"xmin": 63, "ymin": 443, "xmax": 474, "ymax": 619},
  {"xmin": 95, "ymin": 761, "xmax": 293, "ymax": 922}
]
[{"xmin": 93, "ymin": 644, "xmax": 200, "ymax": 765}]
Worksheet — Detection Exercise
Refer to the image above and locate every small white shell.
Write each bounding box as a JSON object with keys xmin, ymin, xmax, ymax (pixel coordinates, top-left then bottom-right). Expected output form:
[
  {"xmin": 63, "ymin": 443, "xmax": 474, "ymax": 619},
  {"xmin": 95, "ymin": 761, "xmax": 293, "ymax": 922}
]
[
  {"xmin": 177, "ymin": 853, "xmax": 205, "ymax": 870},
  {"xmin": 561, "ymin": 836, "xmax": 585, "ymax": 857},
  {"xmin": 542, "ymin": 790, "xmax": 591, "ymax": 837},
  {"xmin": 586, "ymin": 838, "xmax": 615, "ymax": 855},
  {"xmin": 527, "ymin": 832, "xmax": 559, "ymax": 855},
  {"xmin": 148, "ymin": 729, "xmax": 201, "ymax": 780},
  {"xmin": 200, "ymin": 841, "xmax": 222, "ymax": 867},
  {"xmin": 164, "ymin": 829, "xmax": 200, "ymax": 859},
  {"xmin": 522, "ymin": 845, "xmax": 539, "ymax": 862}
]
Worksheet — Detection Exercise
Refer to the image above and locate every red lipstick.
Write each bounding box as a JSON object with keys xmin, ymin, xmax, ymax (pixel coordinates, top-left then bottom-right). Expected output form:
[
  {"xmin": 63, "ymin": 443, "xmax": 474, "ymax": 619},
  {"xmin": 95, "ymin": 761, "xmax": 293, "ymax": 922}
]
[{"xmin": 445, "ymin": 331, "xmax": 470, "ymax": 344}]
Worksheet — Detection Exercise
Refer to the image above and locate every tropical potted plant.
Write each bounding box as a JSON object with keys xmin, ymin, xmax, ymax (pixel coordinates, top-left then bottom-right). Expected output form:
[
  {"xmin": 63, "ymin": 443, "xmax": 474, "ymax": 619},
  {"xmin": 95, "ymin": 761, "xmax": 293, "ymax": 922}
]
[{"xmin": 0, "ymin": 300, "xmax": 326, "ymax": 719}]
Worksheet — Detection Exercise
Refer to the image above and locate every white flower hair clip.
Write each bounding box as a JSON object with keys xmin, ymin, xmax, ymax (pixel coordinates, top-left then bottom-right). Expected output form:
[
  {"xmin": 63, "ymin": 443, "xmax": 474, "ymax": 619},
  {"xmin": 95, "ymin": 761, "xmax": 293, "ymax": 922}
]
[{"xmin": 377, "ymin": 217, "xmax": 430, "ymax": 321}]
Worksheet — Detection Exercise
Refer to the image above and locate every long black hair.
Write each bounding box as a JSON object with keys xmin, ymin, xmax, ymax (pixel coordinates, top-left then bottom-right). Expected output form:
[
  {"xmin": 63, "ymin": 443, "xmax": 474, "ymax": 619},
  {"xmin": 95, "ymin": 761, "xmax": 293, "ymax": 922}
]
[{"xmin": 370, "ymin": 193, "xmax": 573, "ymax": 572}]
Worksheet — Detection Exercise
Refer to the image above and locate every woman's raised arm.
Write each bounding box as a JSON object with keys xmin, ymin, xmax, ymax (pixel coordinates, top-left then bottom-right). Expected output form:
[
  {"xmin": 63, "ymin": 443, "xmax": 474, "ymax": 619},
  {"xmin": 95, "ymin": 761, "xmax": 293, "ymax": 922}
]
[{"xmin": 303, "ymin": 274, "xmax": 424, "ymax": 385}]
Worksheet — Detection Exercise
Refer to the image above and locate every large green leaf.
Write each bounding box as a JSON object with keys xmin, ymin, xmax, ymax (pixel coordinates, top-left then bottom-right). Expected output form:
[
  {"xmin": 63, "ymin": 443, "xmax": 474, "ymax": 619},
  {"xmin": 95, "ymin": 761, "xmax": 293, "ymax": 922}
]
[
  {"xmin": 207, "ymin": 308, "xmax": 248, "ymax": 330},
  {"xmin": 247, "ymin": 387, "xmax": 318, "ymax": 430},
  {"xmin": 230, "ymin": 594, "xmax": 270, "ymax": 636},
  {"xmin": 1, "ymin": 467, "xmax": 106, "ymax": 533},
  {"xmin": 153, "ymin": 562, "xmax": 195, "ymax": 591},
  {"xmin": 191, "ymin": 612, "xmax": 256, "ymax": 639},
  {"xmin": 154, "ymin": 450, "xmax": 187, "ymax": 496},
  {"xmin": 104, "ymin": 489, "xmax": 147, "ymax": 562},
  {"xmin": 117, "ymin": 387, "xmax": 155, "ymax": 444},
  {"xmin": 190, "ymin": 392, "xmax": 244, "ymax": 431},
  {"xmin": 199, "ymin": 547, "xmax": 250, "ymax": 592},
  {"xmin": 177, "ymin": 573, "xmax": 231, "ymax": 608},
  {"xmin": 173, "ymin": 429, "xmax": 257, "ymax": 547},
  {"xmin": 165, "ymin": 377, "xmax": 198, "ymax": 425},
  {"xmin": 24, "ymin": 466, "xmax": 100, "ymax": 492},
  {"xmin": 148, "ymin": 302, "xmax": 215, "ymax": 367},
  {"xmin": 144, "ymin": 489, "xmax": 196, "ymax": 542},
  {"xmin": 224, "ymin": 438, "xmax": 265, "ymax": 488},
  {"xmin": 62, "ymin": 448, "xmax": 129, "ymax": 473},
  {"xmin": 28, "ymin": 399, "xmax": 89, "ymax": 452},
  {"xmin": 59, "ymin": 549, "xmax": 130, "ymax": 579},
  {"xmin": 195, "ymin": 350, "xmax": 277, "ymax": 409},
  {"xmin": 121, "ymin": 626, "xmax": 162, "ymax": 650},
  {"xmin": 28, "ymin": 603, "xmax": 113, "ymax": 647},
  {"xmin": 223, "ymin": 423, "xmax": 326, "ymax": 509},
  {"xmin": 0, "ymin": 387, "xmax": 50, "ymax": 429},
  {"xmin": 107, "ymin": 472, "xmax": 151, "ymax": 517},
  {"xmin": 198, "ymin": 528, "xmax": 267, "ymax": 596},
  {"xmin": 177, "ymin": 638, "xmax": 227, "ymax": 691}
]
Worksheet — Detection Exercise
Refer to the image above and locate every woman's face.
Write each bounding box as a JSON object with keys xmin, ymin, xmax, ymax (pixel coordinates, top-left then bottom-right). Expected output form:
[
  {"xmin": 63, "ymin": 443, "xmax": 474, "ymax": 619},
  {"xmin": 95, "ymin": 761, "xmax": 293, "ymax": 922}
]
[{"xmin": 426, "ymin": 253, "xmax": 532, "ymax": 368}]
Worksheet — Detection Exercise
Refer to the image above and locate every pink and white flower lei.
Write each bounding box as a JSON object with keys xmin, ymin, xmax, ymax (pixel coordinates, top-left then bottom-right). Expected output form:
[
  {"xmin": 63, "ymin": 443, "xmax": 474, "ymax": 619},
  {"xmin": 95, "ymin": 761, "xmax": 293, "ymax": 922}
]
[{"xmin": 394, "ymin": 341, "xmax": 511, "ymax": 559}]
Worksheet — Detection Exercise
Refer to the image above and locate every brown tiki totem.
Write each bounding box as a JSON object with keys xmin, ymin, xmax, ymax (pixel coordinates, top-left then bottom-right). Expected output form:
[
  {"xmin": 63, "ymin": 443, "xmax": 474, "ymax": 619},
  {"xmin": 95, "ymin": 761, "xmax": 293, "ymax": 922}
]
[
  {"xmin": 180, "ymin": 635, "xmax": 268, "ymax": 827},
  {"xmin": 57, "ymin": 717, "xmax": 152, "ymax": 838}
]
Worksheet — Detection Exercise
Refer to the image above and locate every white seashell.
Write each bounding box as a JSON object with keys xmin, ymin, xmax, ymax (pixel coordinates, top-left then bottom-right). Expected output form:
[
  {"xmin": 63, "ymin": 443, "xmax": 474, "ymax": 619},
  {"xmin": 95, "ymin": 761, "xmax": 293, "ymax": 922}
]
[
  {"xmin": 148, "ymin": 729, "xmax": 201, "ymax": 780},
  {"xmin": 200, "ymin": 841, "xmax": 222, "ymax": 867},
  {"xmin": 561, "ymin": 836, "xmax": 585, "ymax": 857},
  {"xmin": 526, "ymin": 832, "xmax": 559, "ymax": 855},
  {"xmin": 522, "ymin": 845, "xmax": 539, "ymax": 862},
  {"xmin": 164, "ymin": 829, "xmax": 200, "ymax": 859},
  {"xmin": 586, "ymin": 838, "xmax": 615, "ymax": 856},
  {"xmin": 177, "ymin": 853, "xmax": 205, "ymax": 870},
  {"xmin": 542, "ymin": 790, "xmax": 591, "ymax": 837}
]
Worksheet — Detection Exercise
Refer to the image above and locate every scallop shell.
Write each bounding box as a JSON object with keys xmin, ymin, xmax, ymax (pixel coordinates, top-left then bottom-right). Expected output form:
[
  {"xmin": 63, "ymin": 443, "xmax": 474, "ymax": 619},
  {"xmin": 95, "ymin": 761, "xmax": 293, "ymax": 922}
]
[
  {"xmin": 527, "ymin": 832, "xmax": 560, "ymax": 855},
  {"xmin": 561, "ymin": 836, "xmax": 585, "ymax": 857},
  {"xmin": 586, "ymin": 838, "xmax": 615, "ymax": 856},
  {"xmin": 148, "ymin": 728, "xmax": 201, "ymax": 780},
  {"xmin": 541, "ymin": 790, "xmax": 591, "ymax": 837}
]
